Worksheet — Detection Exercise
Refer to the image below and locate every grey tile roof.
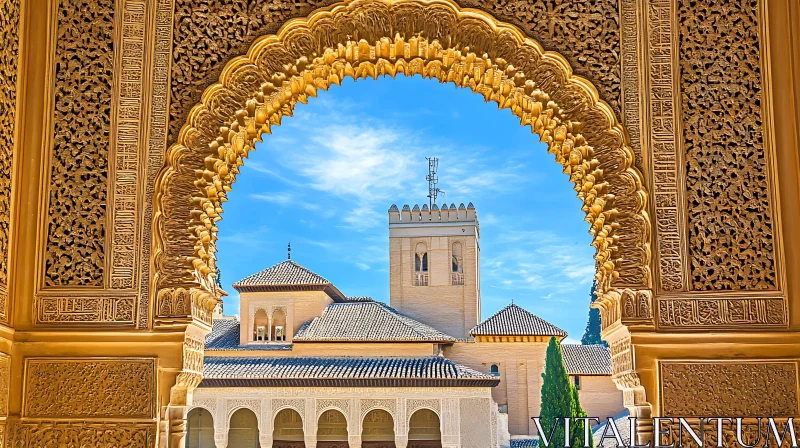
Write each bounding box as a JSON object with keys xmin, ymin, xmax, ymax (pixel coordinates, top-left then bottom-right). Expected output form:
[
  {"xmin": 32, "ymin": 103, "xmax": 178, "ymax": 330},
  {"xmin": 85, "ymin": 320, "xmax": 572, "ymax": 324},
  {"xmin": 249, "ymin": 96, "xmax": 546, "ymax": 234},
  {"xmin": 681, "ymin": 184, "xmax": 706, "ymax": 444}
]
[
  {"xmin": 470, "ymin": 303, "xmax": 567, "ymax": 337},
  {"xmin": 561, "ymin": 344, "xmax": 612, "ymax": 375},
  {"xmin": 200, "ymin": 356, "xmax": 499, "ymax": 387},
  {"xmin": 344, "ymin": 296, "xmax": 375, "ymax": 302},
  {"xmin": 233, "ymin": 260, "xmax": 329, "ymax": 288},
  {"xmin": 205, "ymin": 318, "xmax": 292, "ymax": 351},
  {"xmin": 294, "ymin": 302, "xmax": 457, "ymax": 342},
  {"xmin": 593, "ymin": 411, "xmax": 631, "ymax": 447},
  {"xmin": 511, "ymin": 439, "xmax": 539, "ymax": 448}
]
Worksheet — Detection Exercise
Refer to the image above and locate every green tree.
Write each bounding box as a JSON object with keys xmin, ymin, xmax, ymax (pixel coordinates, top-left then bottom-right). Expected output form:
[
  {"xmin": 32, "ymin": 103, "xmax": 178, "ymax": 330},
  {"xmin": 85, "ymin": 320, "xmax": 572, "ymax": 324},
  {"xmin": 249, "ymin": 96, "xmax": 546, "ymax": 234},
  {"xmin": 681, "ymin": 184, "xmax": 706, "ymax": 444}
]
[
  {"xmin": 539, "ymin": 337, "xmax": 575, "ymax": 448},
  {"xmin": 581, "ymin": 280, "xmax": 607, "ymax": 347},
  {"xmin": 539, "ymin": 337, "xmax": 596, "ymax": 448},
  {"xmin": 570, "ymin": 386, "xmax": 594, "ymax": 448}
]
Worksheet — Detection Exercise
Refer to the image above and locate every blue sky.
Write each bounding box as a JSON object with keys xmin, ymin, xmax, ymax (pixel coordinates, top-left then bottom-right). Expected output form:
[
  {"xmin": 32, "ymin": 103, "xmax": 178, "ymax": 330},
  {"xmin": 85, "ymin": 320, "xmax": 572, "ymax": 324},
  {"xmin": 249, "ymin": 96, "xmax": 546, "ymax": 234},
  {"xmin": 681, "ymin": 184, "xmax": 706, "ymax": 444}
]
[{"xmin": 215, "ymin": 75, "xmax": 596, "ymax": 342}]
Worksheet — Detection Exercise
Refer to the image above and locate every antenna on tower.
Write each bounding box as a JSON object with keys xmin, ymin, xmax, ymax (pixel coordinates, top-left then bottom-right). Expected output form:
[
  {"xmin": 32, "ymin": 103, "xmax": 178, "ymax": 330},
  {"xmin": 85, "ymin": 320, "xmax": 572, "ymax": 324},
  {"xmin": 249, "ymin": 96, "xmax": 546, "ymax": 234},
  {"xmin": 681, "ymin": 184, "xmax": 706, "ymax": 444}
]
[{"xmin": 426, "ymin": 157, "xmax": 445, "ymax": 208}]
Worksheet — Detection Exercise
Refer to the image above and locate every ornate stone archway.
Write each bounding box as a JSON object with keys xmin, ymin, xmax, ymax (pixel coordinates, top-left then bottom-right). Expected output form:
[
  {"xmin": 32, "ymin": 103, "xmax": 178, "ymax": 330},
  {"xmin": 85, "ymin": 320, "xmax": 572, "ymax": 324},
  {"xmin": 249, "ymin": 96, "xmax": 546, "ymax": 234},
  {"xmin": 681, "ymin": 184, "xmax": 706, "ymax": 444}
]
[
  {"xmin": 2, "ymin": 0, "xmax": 798, "ymax": 444},
  {"xmin": 152, "ymin": 1, "xmax": 655, "ymax": 438}
]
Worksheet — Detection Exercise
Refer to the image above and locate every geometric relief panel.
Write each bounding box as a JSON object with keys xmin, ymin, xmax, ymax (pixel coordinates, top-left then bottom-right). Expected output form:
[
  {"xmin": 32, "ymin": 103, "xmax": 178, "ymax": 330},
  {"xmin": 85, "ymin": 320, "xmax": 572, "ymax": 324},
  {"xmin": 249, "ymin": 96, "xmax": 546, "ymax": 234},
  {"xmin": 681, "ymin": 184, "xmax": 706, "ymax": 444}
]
[
  {"xmin": 35, "ymin": 295, "xmax": 136, "ymax": 326},
  {"xmin": 660, "ymin": 361, "xmax": 799, "ymax": 417},
  {"xmin": 679, "ymin": 0, "xmax": 777, "ymax": 291},
  {"xmin": 7, "ymin": 422, "xmax": 157, "ymax": 447},
  {"xmin": 44, "ymin": 0, "xmax": 115, "ymax": 287},
  {"xmin": 658, "ymin": 297, "xmax": 787, "ymax": 329},
  {"xmin": 24, "ymin": 358, "xmax": 155, "ymax": 418},
  {"xmin": 0, "ymin": 0, "xmax": 21, "ymax": 319}
]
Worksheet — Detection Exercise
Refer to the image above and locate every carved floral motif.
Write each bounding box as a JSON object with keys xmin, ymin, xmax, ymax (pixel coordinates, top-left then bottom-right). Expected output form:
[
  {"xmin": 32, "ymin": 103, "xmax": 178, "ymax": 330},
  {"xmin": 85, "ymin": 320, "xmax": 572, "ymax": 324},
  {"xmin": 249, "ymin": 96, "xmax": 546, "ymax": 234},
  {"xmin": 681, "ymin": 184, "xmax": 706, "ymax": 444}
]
[
  {"xmin": 44, "ymin": 0, "xmax": 114, "ymax": 287},
  {"xmin": 0, "ymin": 0, "xmax": 20, "ymax": 313},
  {"xmin": 24, "ymin": 359, "xmax": 154, "ymax": 418},
  {"xmin": 679, "ymin": 0, "xmax": 776, "ymax": 291},
  {"xmin": 660, "ymin": 361, "xmax": 799, "ymax": 417}
]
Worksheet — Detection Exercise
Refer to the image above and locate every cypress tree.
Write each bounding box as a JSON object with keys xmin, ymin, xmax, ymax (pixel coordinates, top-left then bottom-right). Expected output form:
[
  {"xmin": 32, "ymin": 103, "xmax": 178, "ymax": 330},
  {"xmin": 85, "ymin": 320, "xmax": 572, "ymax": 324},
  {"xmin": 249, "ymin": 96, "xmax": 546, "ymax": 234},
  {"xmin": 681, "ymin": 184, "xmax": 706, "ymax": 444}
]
[
  {"xmin": 570, "ymin": 386, "xmax": 594, "ymax": 448},
  {"xmin": 581, "ymin": 280, "xmax": 607, "ymax": 347},
  {"xmin": 540, "ymin": 337, "xmax": 575, "ymax": 448}
]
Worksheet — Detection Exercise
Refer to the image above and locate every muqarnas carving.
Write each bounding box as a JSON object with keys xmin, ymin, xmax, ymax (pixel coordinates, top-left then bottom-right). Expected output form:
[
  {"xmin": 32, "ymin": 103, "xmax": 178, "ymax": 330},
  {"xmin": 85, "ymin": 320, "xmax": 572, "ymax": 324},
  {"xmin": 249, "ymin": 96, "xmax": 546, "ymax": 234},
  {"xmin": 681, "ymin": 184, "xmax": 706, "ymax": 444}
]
[
  {"xmin": 679, "ymin": 0, "xmax": 776, "ymax": 291},
  {"xmin": 44, "ymin": 0, "xmax": 114, "ymax": 286},
  {"xmin": 168, "ymin": 0, "xmax": 623, "ymax": 148}
]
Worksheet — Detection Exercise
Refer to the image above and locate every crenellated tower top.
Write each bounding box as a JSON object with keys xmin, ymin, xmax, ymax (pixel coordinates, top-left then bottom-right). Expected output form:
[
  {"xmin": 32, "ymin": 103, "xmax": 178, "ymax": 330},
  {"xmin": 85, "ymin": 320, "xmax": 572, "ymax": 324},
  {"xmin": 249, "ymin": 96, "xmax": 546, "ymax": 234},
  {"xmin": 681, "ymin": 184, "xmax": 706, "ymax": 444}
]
[{"xmin": 388, "ymin": 202, "xmax": 478, "ymax": 231}]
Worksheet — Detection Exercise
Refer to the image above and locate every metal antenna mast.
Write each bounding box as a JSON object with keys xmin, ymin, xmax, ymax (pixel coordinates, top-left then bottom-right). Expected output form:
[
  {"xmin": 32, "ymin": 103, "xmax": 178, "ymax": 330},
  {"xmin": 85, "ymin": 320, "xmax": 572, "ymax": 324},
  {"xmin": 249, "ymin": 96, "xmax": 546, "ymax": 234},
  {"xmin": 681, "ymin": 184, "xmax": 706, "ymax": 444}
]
[{"xmin": 426, "ymin": 157, "xmax": 444, "ymax": 208}]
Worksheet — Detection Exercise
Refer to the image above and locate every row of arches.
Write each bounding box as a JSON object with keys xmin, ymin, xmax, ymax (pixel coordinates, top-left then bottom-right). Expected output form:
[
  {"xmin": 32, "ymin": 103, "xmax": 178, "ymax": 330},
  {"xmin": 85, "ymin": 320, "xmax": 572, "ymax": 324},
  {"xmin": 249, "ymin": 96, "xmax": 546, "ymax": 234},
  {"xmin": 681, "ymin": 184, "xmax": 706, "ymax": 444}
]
[
  {"xmin": 414, "ymin": 242, "xmax": 464, "ymax": 286},
  {"xmin": 187, "ymin": 408, "xmax": 442, "ymax": 448}
]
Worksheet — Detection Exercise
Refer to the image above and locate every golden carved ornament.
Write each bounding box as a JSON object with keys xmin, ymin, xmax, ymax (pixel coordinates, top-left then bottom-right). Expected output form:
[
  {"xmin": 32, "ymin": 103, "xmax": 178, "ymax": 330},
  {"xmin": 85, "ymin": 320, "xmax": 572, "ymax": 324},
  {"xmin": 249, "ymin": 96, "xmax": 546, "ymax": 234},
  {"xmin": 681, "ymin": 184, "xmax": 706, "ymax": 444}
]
[
  {"xmin": 23, "ymin": 358, "xmax": 155, "ymax": 419},
  {"xmin": 153, "ymin": 0, "xmax": 651, "ymax": 313}
]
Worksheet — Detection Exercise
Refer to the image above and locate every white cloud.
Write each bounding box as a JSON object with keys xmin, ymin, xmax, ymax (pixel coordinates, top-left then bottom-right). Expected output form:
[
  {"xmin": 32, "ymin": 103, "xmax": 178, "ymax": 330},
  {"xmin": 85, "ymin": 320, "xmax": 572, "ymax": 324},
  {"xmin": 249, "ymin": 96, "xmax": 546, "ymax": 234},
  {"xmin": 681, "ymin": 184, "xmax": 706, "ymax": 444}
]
[{"xmin": 355, "ymin": 262, "xmax": 370, "ymax": 271}]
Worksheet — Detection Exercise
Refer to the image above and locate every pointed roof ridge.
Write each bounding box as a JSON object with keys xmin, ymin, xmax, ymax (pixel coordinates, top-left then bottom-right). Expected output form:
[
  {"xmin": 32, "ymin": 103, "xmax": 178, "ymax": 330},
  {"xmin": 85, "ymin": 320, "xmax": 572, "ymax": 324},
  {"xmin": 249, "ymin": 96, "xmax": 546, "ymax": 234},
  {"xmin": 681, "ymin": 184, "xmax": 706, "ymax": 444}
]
[
  {"xmin": 470, "ymin": 302, "xmax": 567, "ymax": 337},
  {"xmin": 232, "ymin": 259, "xmax": 346, "ymax": 300}
]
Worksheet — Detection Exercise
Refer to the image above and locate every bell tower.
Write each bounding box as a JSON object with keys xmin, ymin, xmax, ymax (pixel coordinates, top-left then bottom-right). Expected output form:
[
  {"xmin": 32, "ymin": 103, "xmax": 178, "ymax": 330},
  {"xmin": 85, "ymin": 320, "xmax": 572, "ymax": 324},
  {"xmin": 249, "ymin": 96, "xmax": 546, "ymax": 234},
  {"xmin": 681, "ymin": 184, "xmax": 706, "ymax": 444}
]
[{"xmin": 388, "ymin": 202, "xmax": 480, "ymax": 338}]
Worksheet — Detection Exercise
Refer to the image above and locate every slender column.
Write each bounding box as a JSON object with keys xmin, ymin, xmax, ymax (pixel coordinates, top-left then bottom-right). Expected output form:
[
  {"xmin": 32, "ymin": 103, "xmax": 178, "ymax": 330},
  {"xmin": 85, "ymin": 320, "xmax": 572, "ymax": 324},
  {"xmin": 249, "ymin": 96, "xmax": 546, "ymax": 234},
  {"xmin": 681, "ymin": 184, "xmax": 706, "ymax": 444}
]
[
  {"xmin": 166, "ymin": 405, "xmax": 188, "ymax": 448},
  {"xmin": 304, "ymin": 435, "xmax": 317, "ymax": 448},
  {"xmin": 395, "ymin": 435, "xmax": 409, "ymax": 448},
  {"xmin": 214, "ymin": 433, "xmax": 227, "ymax": 448},
  {"xmin": 259, "ymin": 434, "xmax": 273, "ymax": 448},
  {"xmin": 349, "ymin": 434, "xmax": 362, "ymax": 448}
]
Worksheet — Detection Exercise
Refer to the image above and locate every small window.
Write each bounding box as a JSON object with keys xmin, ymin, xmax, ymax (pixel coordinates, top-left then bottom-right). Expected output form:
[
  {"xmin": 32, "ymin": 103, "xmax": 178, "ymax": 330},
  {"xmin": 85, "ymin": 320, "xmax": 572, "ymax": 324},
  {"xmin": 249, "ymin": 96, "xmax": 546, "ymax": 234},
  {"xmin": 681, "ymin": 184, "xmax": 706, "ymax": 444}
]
[
  {"xmin": 574, "ymin": 376, "xmax": 581, "ymax": 390},
  {"xmin": 275, "ymin": 326, "xmax": 285, "ymax": 341},
  {"xmin": 256, "ymin": 326, "xmax": 267, "ymax": 341},
  {"xmin": 415, "ymin": 243, "xmax": 428, "ymax": 272},
  {"xmin": 451, "ymin": 242, "xmax": 463, "ymax": 272},
  {"xmin": 490, "ymin": 364, "xmax": 500, "ymax": 377}
]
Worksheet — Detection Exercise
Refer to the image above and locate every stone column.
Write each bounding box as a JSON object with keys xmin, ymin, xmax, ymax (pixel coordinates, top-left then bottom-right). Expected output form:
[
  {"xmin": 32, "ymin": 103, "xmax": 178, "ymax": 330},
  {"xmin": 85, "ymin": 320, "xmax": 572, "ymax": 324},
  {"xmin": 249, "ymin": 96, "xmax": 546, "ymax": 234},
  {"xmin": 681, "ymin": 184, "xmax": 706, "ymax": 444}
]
[
  {"xmin": 259, "ymin": 433, "xmax": 273, "ymax": 448},
  {"xmin": 214, "ymin": 433, "xmax": 227, "ymax": 448},
  {"xmin": 349, "ymin": 434, "xmax": 362, "ymax": 448},
  {"xmin": 165, "ymin": 405, "xmax": 188, "ymax": 448},
  {"xmin": 304, "ymin": 435, "xmax": 317, "ymax": 448},
  {"xmin": 395, "ymin": 435, "xmax": 409, "ymax": 448}
]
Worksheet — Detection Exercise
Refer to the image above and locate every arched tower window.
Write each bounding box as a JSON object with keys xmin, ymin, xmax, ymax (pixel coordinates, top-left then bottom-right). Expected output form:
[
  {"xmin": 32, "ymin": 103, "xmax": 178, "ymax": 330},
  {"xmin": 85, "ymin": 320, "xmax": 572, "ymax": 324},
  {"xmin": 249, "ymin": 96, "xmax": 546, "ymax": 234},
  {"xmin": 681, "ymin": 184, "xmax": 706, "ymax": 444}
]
[
  {"xmin": 272, "ymin": 308, "xmax": 287, "ymax": 342},
  {"xmin": 253, "ymin": 309, "xmax": 269, "ymax": 342},
  {"xmin": 451, "ymin": 242, "xmax": 463, "ymax": 285},
  {"xmin": 414, "ymin": 242, "xmax": 428, "ymax": 286},
  {"xmin": 490, "ymin": 364, "xmax": 500, "ymax": 377}
]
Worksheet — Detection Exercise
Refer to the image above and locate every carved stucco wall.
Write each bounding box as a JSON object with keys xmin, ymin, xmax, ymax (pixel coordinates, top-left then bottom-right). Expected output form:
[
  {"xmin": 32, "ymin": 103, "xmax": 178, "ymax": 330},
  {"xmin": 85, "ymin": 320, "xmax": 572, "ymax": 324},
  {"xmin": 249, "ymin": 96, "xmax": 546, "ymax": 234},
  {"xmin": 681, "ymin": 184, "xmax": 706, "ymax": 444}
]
[
  {"xmin": 679, "ymin": 0, "xmax": 777, "ymax": 291},
  {"xmin": 44, "ymin": 0, "xmax": 114, "ymax": 287},
  {"xmin": 9, "ymin": 358, "xmax": 157, "ymax": 446},
  {"xmin": 0, "ymin": 0, "xmax": 21, "ymax": 323}
]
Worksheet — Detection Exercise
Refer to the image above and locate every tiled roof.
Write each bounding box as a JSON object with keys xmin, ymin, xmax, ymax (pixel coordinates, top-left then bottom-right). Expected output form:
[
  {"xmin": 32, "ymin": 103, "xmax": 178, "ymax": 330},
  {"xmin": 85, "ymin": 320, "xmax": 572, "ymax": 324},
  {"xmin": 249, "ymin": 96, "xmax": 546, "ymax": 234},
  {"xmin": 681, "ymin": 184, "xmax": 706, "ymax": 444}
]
[
  {"xmin": 204, "ymin": 318, "xmax": 292, "ymax": 351},
  {"xmin": 561, "ymin": 344, "xmax": 612, "ymax": 375},
  {"xmin": 470, "ymin": 303, "xmax": 567, "ymax": 337},
  {"xmin": 232, "ymin": 260, "xmax": 346, "ymax": 299},
  {"xmin": 200, "ymin": 356, "xmax": 500, "ymax": 387},
  {"xmin": 511, "ymin": 439, "xmax": 539, "ymax": 448},
  {"xmin": 344, "ymin": 296, "xmax": 375, "ymax": 302},
  {"xmin": 593, "ymin": 411, "xmax": 631, "ymax": 447},
  {"xmin": 294, "ymin": 302, "xmax": 457, "ymax": 342},
  {"xmin": 233, "ymin": 260, "xmax": 329, "ymax": 287}
]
